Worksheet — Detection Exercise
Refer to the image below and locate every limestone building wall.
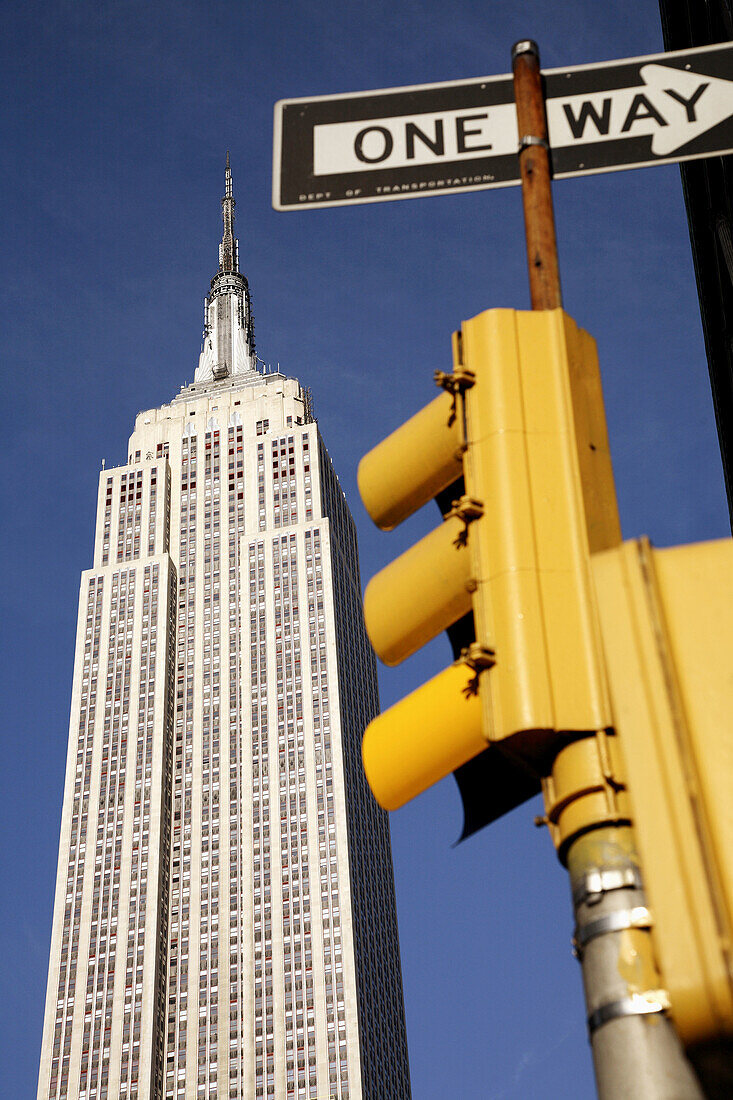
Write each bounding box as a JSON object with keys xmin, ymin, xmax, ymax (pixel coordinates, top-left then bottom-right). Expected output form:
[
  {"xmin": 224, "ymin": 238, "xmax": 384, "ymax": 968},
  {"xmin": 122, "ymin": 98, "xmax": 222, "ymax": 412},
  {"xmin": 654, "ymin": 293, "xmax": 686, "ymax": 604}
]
[{"xmin": 39, "ymin": 367, "xmax": 411, "ymax": 1100}]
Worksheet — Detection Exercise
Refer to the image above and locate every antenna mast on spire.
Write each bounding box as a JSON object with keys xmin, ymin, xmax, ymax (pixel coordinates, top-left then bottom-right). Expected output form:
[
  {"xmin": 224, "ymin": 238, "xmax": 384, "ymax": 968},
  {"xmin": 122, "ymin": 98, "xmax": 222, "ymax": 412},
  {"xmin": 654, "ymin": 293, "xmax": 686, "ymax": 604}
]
[{"xmin": 220, "ymin": 151, "xmax": 237, "ymax": 273}]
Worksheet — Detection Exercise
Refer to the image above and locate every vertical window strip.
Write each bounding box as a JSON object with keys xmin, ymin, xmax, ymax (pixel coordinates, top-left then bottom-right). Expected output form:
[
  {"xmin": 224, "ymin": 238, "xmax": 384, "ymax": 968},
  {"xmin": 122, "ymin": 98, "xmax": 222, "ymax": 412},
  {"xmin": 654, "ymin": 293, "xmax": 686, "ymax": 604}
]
[
  {"xmin": 257, "ymin": 441, "xmax": 265, "ymax": 532},
  {"xmin": 302, "ymin": 436, "xmax": 312, "ymax": 522},
  {"xmin": 228, "ymin": 423, "xmax": 244, "ymax": 1098},
  {"xmin": 81, "ymin": 568, "xmax": 135, "ymax": 1099},
  {"xmin": 148, "ymin": 467, "xmax": 158, "ymax": 556},
  {"xmin": 250, "ymin": 539, "xmax": 270, "ymax": 1099},
  {"xmin": 275, "ymin": 534, "xmax": 316, "ymax": 1100},
  {"xmin": 50, "ymin": 576, "xmax": 103, "ymax": 1099},
  {"xmin": 103, "ymin": 480, "xmax": 113, "ymax": 565},
  {"xmin": 166, "ymin": 434, "xmax": 197, "ymax": 1097},
  {"xmin": 305, "ymin": 528, "xmax": 348, "ymax": 1098},
  {"xmin": 270, "ymin": 437, "xmax": 298, "ymax": 531},
  {"xmin": 198, "ymin": 430, "xmax": 221, "ymax": 1098},
  {"xmin": 118, "ymin": 563, "xmax": 159, "ymax": 1095}
]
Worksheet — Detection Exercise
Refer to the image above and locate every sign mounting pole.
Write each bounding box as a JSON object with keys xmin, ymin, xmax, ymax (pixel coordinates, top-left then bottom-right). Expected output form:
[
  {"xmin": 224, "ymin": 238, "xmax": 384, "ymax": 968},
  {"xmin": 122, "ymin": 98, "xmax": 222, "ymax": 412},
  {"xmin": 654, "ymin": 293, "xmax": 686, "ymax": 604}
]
[
  {"xmin": 511, "ymin": 47, "xmax": 703, "ymax": 1100},
  {"xmin": 512, "ymin": 39, "xmax": 562, "ymax": 310}
]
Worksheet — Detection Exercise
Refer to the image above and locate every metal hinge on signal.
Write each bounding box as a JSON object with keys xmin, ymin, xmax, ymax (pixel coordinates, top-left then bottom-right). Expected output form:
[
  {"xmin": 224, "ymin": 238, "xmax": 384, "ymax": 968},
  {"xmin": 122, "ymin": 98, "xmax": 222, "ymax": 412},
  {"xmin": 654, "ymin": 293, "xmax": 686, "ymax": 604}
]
[
  {"xmin": 460, "ymin": 643, "xmax": 496, "ymax": 694},
  {"xmin": 434, "ymin": 366, "xmax": 475, "ymax": 393},
  {"xmin": 445, "ymin": 495, "xmax": 483, "ymax": 547},
  {"xmin": 434, "ymin": 363, "xmax": 475, "ymax": 426}
]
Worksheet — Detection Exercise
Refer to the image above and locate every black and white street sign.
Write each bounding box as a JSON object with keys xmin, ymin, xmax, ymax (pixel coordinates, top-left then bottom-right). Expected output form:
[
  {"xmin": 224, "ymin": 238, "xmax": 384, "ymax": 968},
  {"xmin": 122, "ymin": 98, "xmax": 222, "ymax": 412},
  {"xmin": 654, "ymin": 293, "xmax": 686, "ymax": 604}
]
[{"xmin": 273, "ymin": 42, "xmax": 733, "ymax": 209}]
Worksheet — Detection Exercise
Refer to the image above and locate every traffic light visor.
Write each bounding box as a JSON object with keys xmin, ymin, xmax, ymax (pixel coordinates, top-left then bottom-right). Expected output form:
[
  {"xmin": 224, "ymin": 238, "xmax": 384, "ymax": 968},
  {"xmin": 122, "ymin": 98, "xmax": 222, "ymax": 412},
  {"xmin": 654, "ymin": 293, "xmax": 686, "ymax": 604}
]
[
  {"xmin": 358, "ymin": 390, "xmax": 463, "ymax": 530},
  {"xmin": 362, "ymin": 660, "xmax": 485, "ymax": 810}
]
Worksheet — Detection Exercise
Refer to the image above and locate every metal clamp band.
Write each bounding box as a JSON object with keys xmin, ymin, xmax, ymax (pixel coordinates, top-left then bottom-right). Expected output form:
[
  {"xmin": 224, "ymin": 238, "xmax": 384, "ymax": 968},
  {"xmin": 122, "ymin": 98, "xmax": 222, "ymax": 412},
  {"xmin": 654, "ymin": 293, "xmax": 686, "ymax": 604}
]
[
  {"xmin": 587, "ymin": 991, "xmax": 670, "ymax": 1034},
  {"xmin": 511, "ymin": 39, "xmax": 539, "ymax": 61},
  {"xmin": 518, "ymin": 134, "xmax": 549, "ymax": 152},
  {"xmin": 575, "ymin": 906, "xmax": 652, "ymax": 950},
  {"xmin": 573, "ymin": 866, "xmax": 644, "ymax": 908}
]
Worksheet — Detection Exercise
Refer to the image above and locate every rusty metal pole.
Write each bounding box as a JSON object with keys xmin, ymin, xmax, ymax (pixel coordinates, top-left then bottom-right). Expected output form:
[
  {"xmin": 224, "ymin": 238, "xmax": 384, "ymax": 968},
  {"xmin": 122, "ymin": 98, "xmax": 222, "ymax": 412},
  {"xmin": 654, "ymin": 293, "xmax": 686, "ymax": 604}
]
[{"xmin": 512, "ymin": 39, "xmax": 562, "ymax": 310}]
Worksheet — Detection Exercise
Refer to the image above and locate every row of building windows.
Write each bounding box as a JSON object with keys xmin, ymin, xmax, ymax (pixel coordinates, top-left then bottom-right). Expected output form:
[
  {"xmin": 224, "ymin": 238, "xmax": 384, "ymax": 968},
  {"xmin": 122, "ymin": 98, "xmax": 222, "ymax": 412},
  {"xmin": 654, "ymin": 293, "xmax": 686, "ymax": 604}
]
[
  {"xmin": 79, "ymin": 569, "xmax": 136, "ymax": 1100},
  {"xmin": 50, "ymin": 576, "xmax": 104, "ymax": 1098},
  {"xmin": 168, "ymin": 435, "xmax": 197, "ymax": 1096}
]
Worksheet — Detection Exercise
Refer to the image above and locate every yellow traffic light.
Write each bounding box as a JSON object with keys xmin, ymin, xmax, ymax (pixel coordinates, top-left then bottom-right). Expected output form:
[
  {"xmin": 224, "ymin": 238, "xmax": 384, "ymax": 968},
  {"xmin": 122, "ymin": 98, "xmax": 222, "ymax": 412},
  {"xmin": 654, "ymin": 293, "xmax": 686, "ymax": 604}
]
[
  {"xmin": 358, "ymin": 305, "xmax": 733, "ymax": 1071},
  {"xmin": 358, "ymin": 308, "xmax": 622, "ymax": 813}
]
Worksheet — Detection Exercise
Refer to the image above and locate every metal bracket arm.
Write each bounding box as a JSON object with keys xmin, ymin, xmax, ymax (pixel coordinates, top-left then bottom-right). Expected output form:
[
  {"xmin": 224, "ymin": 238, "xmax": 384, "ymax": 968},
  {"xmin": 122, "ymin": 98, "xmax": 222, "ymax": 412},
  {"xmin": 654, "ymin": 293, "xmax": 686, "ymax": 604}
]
[
  {"xmin": 459, "ymin": 643, "xmax": 496, "ymax": 695},
  {"xmin": 444, "ymin": 496, "xmax": 484, "ymax": 548},
  {"xmin": 434, "ymin": 366, "xmax": 475, "ymax": 394},
  {"xmin": 444, "ymin": 496, "xmax": 483, "ymax": 524},
  {"xmin": 434, "ymin": 366, "xmax": 475, "ymax": 428}
]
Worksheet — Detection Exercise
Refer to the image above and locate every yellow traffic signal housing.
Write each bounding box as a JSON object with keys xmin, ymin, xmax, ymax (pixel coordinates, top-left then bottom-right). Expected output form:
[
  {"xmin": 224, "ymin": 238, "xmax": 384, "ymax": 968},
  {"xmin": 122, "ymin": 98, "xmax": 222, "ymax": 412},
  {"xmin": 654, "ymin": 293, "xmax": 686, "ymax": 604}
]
[
  {"xmin": 359, "ymin": 308, "xmax": 622, "ymax": 813},
  {"xmin": 592, "ymin": 536, "xmax": 733, "ymax": 1051}
]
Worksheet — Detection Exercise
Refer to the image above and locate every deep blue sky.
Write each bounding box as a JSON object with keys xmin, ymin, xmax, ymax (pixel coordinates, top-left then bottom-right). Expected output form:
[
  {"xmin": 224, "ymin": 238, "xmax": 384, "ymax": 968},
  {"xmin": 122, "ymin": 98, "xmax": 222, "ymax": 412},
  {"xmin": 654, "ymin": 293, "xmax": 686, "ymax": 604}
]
[{"xmin": 2, "ymin": 3, "xmax": 729, "ymax": 1098}]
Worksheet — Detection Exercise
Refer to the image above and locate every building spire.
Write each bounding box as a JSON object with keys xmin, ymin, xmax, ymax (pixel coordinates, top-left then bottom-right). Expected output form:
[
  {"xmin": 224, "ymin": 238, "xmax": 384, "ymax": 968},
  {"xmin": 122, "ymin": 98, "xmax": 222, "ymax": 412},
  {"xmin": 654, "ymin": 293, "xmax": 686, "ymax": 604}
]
[
  {"xmin": 220, "ymin": 151, "xmax": 237, "ymax": 273},
  {"xmin": 194, "ymin": 154, "xmax": 257, "ymax": 383}
]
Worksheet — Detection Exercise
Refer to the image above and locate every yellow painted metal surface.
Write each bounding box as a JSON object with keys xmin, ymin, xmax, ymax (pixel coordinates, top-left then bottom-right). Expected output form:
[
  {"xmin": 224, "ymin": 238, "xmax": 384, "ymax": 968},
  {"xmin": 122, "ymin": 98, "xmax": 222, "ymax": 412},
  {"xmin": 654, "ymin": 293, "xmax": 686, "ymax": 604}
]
[
  {"xmin": 541, "ymin": 733, "xmax": 631, "ymax": 857},
  {"xmin": 357, "ymin": 390, "xmax": 463, "ymax": 531},
  {"xmin": 592, "ymin": 537, "xmax": 733, "ymax": 1046},
  {"xmin": 362, "ymin": 660, "xmax": 484, "ymax": 810},
  {"xmin": 565, "ymin": 826, "xmax": 640, "ymax": 881},
  {"xmin": 363, "ymin": 514, "xmax": 473, "ymax": 666},
  {"xmin": 461, "ymin": 308, "xmax": 618, "ymax": 748}
]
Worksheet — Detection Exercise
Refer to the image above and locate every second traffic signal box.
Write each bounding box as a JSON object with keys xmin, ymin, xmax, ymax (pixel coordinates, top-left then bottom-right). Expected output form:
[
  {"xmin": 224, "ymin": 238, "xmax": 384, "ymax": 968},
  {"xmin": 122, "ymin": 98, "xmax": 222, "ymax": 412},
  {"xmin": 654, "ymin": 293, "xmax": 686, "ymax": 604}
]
[{"xmin": 359, "ymin": 308, "xmax": 622, "ymax": 809}]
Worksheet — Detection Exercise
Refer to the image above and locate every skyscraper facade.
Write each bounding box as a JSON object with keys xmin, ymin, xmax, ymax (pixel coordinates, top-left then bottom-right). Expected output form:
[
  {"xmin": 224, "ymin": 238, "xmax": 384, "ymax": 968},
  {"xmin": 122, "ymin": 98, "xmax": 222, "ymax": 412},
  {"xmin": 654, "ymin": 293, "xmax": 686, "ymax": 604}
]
[{"xmin": 37, "ymin": 159, "xmax": 411, "ymax": 1100}]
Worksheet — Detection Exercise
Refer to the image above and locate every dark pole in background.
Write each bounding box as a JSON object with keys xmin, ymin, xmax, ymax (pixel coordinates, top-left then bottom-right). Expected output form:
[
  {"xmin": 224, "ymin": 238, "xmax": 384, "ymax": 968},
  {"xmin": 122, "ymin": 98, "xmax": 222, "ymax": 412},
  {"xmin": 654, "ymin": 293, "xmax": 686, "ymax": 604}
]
[{"xmin": 659, "ymin": 0, "xmax": 733, "ymax": 531}]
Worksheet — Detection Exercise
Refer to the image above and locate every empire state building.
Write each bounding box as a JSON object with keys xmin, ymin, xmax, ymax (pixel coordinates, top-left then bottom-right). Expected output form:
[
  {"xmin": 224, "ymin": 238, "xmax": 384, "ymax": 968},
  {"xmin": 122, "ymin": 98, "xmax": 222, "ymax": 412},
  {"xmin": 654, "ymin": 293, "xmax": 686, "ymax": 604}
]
[{"xmin": 37, "ymin": 158, "xmax": 411, "ymax": 1100}]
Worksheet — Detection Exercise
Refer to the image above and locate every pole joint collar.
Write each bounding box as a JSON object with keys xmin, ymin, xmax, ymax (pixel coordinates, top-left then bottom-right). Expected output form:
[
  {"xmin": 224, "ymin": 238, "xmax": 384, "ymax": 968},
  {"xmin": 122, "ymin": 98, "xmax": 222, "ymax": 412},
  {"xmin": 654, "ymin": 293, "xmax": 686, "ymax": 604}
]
[
  {"xmin": 518, "ymin": 134, "xmax": 549, "ymax": 153},
  {"xmin": 572, "ymin": 866, "xmax": 644, "ymax": 908},
  {"xmin": 587, "ymin": 991, "xmax": 670, "ymax": 1034},
  {"xmin": 574, "ymin": 905, "xmax": 653, "ymax": 953}
]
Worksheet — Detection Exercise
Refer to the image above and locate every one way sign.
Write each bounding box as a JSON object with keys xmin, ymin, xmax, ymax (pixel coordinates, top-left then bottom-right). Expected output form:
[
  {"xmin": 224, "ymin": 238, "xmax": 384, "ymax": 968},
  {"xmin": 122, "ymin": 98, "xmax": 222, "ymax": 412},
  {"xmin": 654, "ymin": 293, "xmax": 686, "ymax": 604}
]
[{"xmin": 273, "ymin": 42, "xmax": 733, "ymax": 209}]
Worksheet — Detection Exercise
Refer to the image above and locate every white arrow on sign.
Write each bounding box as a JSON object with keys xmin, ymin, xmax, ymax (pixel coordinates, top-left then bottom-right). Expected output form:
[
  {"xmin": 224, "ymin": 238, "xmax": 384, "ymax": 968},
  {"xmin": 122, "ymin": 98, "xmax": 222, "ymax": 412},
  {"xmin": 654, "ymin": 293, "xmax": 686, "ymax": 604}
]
[
  {"xmin": 311, "ymin": 63, "xmax": 733, "ymax": 178},
  {"xmin": 548, "ymin": 63, "xmax": 733, "ymax": 157}
]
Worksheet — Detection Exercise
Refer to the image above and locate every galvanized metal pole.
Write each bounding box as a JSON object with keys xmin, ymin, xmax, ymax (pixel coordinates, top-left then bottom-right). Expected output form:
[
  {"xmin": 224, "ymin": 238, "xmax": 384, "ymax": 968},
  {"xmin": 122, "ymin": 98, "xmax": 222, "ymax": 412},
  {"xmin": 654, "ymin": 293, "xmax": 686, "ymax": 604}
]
[
  {"xmin": 542, "ymin": 736, "xmax": 706, "ymax": 1100},
  {"xmin": 564, "ymin": 816, "xmax": 706, "ymax": 1100},
  {"xmin": 511, "ymin": 39, "xmax": 562, "ymax": 310}
]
